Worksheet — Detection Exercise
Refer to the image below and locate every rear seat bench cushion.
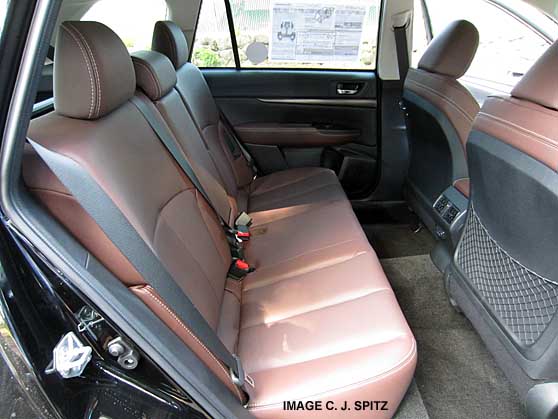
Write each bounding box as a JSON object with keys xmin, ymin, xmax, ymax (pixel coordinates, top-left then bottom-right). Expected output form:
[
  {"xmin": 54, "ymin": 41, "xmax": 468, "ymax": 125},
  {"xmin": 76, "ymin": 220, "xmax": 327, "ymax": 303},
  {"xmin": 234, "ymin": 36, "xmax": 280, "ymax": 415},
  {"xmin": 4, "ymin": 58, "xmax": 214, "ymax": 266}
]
[{"xmin": 247, "ymin": 167, "xmax": 347, "ymax": 213}]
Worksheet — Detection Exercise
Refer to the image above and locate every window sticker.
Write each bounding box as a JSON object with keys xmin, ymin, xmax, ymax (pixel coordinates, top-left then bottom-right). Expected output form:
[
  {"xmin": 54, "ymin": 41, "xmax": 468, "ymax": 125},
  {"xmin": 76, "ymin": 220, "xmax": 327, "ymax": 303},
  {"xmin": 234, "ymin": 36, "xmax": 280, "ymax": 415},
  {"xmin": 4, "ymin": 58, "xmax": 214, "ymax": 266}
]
[{"xmin": 269, "ymin": 1, "xmax": 367, "ymax": 62}]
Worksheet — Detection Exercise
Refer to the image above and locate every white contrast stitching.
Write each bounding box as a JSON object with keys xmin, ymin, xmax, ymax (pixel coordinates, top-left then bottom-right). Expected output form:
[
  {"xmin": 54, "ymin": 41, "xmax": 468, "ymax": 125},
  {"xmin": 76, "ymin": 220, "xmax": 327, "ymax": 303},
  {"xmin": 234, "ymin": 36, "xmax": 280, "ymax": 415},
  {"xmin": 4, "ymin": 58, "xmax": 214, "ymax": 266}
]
[
  {"xmin": 407, "ymin": 77, "xmax": 476, "ymax": 122},
  {"xmin": 142, "ymin": 287, "xmax": 244, "ymax": 401},
  {"xmin": 60, "ymin": 25, "xmax": 95, "ymax": 119},
  {"xmin": 478, "ymin": 113, "xmax": 558, "ymax": 151},
  {"xmin": 67, "ymin": 23, "xmax": 102, "ymax": 118}
]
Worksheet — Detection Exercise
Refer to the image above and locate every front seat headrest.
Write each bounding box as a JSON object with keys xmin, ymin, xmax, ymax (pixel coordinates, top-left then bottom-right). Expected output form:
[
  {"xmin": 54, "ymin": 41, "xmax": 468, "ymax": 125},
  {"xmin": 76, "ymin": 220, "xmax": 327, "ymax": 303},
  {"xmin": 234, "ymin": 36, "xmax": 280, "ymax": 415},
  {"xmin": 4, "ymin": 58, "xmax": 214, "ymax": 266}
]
[
  {"xmin": 131, "ymin": 50, "xmax": 177, "ymax": 101},
  {"xmin": 152, "ymin": 21, "xmax": 189, "ymax": 70},
  {"xmin": 511, "ymin": 40, "xmax": 558, "ymax": 111},
  {"xmin": 418, "ymin": 20, "xmax": 479, "ymax": 79},
  {"xmin": 55, "ymin": 21, "xmax": 136, "ymax": 120}
]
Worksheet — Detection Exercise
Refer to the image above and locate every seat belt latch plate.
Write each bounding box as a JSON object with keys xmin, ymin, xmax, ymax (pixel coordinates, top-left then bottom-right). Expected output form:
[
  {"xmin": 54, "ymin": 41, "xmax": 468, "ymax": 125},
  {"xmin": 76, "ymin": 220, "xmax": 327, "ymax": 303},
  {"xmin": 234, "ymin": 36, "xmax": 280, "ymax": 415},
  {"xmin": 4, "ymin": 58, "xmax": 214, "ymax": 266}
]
[
  {"xmin": 235, "ymin": 212, "xmax": 253, "ymax": 227},
  {"xmin": 230, "ymin": 354, "xmax": 255, "ymax": 389}
]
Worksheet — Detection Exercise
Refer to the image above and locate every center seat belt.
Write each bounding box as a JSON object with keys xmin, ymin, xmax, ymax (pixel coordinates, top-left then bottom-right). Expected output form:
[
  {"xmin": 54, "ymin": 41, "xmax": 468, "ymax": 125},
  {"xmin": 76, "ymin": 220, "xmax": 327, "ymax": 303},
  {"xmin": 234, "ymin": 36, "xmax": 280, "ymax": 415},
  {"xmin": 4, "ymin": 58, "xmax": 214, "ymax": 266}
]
[
  {"xmin": 173, "ymin": 85, "xmax": 258, "ymax": 179},
  {"xmin": 217, "ymin": 108, "xmax": 258, "ymax": 177},
  {"xmin": 129, "ymin": 95, "xmax": 253, "ymax": 279},
  {"xmin": 27, "ymin": 138, "xmax": 254, "ymax": 403}
]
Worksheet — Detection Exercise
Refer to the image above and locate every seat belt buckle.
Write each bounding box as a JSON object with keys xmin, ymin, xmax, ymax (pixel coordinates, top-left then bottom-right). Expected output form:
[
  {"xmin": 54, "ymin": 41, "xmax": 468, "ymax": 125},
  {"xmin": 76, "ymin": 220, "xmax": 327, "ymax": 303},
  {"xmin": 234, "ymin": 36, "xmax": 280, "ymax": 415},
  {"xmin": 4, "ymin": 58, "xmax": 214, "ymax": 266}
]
[
  {"xmin": 235, "ymin": 225, "xmax": 251, "ymax": 242},
  {"xmin": 226, "ymin": 229, "xmax": 245, "ymax": 259},
  {"xmin": 230, "ymin": 354, "xmax": 255, "ymax": 389},
  {"xmin": 228, "ymin": 258, "xmax": 254, "ymax": 280},
  {"xmin": 235, "ymin": 212, "xmax": 253, "ymax": 227}
]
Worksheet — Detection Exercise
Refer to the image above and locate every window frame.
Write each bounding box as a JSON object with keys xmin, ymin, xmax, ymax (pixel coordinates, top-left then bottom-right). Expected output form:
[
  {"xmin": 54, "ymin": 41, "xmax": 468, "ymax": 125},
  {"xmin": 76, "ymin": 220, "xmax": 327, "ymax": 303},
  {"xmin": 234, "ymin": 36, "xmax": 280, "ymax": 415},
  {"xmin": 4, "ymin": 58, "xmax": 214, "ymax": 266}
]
[{"xmin": 190, "ymin": 0, "xmax": 384, "ymax": 72}]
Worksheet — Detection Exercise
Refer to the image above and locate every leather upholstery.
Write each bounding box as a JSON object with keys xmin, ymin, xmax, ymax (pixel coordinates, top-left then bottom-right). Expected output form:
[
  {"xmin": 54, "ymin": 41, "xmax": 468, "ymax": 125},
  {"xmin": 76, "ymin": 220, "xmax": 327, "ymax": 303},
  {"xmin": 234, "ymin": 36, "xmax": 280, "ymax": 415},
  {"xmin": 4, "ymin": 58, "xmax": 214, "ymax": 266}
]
[
  {"xmin": 24, "ymin": 21, "xmax": 417, "ymax": 417},
  {"xmin": 473, "ymin": 40, "xmax": 558, "ymax": 170},
  {"xmin": 132, "ymin": 51, "xmax": 177, "ymax": 101},
  {"xmin": 55, "ymin": 21, "xmax": 136, "ymax": 120},
  {"xmin": 511, "ymin": 40, "xmax": 558, "ymax": 111},
  {"xmin": 418, "ymin": 20, "xmax": 479, "ymax": 79},
  {"xmin": 151, "ymin": 20, "xmax": 350, "ymax": 214},
  {"xmin": 152, "ymin": 20, "xmax": 189, "ymax": 70},
  {"xmin": 405, "ymin": 68, "xmax": 480, "ymax": 149},
  {"xmin": 129, "ymin": 51, "xmax": 351, "ymax": 271},
  {"xmin": 474, "ymin": 94, "xmax": 558, "ymax": 171},
  {"xmin": 454, "ymin": 40, "xmax": 558, "ymax": 399},
  {"xmin": 403, "ymin": 20, "xmax": 479, "ymax": 232},
  {"xmin": 454, "ymin": 178, "xmax": 470, "ymax": 197},
  {"xmin": 22, "ymin": 145, "xmax": 144, "ymax": 285}
]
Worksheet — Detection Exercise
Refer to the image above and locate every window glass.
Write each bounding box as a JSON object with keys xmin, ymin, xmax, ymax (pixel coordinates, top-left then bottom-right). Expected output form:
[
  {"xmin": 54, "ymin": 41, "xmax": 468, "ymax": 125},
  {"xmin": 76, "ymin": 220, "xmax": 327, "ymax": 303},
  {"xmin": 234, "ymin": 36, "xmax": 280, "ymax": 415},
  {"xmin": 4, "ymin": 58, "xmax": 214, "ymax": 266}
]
[
  {"xmin": 191, "ymin": 0, "xmax": 235, "ymax": 67},
  {"xmin": 81, "ymin": 0, "xmax": 168, "ymax": 52},
  {"xmin": 424, "ymin": 0, "xmax": 552, "ymax": 89},
  {"xmin": 192, "ymin": 0, "xmax": 381, "ymax": 70},
  {"xmin": 411, "ymin": 0, "xmax": 429, "ymax": 67},
  {"xmin": 0, "ymin": 0, "xmax": 8, "ymax": 34}
]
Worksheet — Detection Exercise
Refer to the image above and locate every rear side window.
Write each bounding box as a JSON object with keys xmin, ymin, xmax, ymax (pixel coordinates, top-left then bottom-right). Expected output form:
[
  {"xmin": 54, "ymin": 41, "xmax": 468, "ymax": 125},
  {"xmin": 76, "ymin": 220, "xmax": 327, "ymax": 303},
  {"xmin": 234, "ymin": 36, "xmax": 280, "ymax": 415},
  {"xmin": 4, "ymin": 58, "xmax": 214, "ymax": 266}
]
[
  {"xmin": 81, "ymin": 0, "xmax": 168, "ymax": 52},
  {"xmin": 192, "ymin": 0, "xmax": 236, "ymax": 67},
  {"xmin": 192, "ymin": 0, "xmax": 381, "ymax": 70}
]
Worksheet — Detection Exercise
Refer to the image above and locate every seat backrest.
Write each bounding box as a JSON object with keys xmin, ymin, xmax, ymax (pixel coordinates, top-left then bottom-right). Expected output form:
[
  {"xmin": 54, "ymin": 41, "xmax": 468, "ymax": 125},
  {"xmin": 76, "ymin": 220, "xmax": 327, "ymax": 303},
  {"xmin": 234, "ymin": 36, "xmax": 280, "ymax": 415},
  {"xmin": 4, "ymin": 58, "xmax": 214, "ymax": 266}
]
[
  {"xmin": 456, "ymin": 40, "xmax": 558, "ymax": 351},
  {"xmin": 152, "ymin": 21, "xmax": 254, "ymax": 211},
  {"xmin": 404, "ymin": 20, "xmax": 480, "ymax": 201},
  {"xmin": 131, "ymin": 49, "xmax": 237, "ymax": 224},
  {"xmin": 23, "ymin": 21, "xmax": 243, "ymax": 399}
]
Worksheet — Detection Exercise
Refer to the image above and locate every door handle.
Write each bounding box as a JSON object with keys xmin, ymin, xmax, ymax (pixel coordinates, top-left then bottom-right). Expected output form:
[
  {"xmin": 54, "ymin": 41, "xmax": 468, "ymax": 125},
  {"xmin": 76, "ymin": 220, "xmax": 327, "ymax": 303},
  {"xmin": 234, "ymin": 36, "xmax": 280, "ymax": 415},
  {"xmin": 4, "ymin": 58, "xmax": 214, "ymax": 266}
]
[
  {"xmin": 337, "ymin": 88, "xmax": 359, "ymax": 95},
  {"xmin": 336, "ymin": 82, "xmax": 362, "ymax": 95}
]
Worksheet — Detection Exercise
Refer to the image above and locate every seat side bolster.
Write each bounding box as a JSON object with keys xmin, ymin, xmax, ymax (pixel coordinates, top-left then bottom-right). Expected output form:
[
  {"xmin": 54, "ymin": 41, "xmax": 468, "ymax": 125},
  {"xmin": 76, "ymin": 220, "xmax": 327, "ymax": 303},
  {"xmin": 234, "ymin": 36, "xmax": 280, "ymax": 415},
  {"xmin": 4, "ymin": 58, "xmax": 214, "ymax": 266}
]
[{"xmin": 131, "ymin": 285, "xmax": 245, "ymax": 402}]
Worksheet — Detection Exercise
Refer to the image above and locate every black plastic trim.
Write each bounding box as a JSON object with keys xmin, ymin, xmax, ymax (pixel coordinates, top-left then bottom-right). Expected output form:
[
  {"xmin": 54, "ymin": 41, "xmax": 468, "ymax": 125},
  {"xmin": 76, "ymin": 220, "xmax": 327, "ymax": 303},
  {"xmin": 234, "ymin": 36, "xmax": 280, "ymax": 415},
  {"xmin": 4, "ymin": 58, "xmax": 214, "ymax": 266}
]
[{"xmin": 223, "ymin": 0, "xmax": 240, "ymax": 69}]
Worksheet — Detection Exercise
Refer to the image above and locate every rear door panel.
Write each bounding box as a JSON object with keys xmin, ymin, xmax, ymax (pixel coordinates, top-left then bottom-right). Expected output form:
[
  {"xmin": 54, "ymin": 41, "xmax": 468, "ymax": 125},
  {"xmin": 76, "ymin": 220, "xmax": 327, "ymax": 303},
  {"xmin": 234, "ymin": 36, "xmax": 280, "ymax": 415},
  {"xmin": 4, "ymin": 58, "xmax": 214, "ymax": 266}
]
[{"xmin": 203, "ymin": 69, "xmax": 379, "ymax": 199}]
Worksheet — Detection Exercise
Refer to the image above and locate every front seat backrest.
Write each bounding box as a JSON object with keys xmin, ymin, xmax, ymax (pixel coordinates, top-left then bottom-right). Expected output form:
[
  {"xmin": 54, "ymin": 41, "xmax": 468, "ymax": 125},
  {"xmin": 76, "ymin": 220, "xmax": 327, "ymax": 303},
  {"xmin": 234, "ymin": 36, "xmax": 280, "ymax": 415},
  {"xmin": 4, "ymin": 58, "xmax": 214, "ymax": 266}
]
[
  {"xmin": 452, "ymin": 40, "xmax": 558, "ymax": 404},
  {"xmin": 403, "ymin": 20, "xmax": 479, "ymax": 233}
]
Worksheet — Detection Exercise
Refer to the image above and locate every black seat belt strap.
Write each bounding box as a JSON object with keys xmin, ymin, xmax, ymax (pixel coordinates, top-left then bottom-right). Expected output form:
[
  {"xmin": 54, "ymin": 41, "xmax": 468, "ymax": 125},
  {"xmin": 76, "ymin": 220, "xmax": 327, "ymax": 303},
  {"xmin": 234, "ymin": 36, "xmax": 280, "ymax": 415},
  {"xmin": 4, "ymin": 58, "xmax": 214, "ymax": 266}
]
[
  {"xmin": 129, "ymin": 96, "xmax": 224, "ymax": 222},
  {"xmin": 130, "ymin": 95, "xmax": 253, "ymax": 274},
  {"xmin": 28, "ymin": 139, "xmax": 253, "ymax": 400},
  {"xmin": 394, "ymin": 24, "xmax": 410, "ymax": 83},
  {"xmin": 217, "ymin": 109, "xmax": 258, "ymax": 176}
]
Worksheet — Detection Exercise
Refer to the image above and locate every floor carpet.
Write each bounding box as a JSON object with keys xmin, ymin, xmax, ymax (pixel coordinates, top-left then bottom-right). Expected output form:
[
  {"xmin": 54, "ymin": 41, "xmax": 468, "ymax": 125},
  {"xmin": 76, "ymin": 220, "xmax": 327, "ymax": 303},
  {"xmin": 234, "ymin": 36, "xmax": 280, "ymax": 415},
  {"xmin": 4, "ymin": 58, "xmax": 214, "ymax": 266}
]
[{"xmin": 366, "ymin": 224, "xmax": 526, "ymax": 419}]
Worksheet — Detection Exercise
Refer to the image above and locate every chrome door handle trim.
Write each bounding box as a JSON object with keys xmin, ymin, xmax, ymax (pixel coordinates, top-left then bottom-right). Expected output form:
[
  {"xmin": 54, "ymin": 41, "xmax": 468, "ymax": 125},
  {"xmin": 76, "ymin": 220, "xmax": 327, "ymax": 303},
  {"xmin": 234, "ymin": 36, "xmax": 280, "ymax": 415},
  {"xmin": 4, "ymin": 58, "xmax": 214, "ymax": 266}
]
[{"xmin": 337, "ymin": 88, "xmax": 359, "ymax": 95}]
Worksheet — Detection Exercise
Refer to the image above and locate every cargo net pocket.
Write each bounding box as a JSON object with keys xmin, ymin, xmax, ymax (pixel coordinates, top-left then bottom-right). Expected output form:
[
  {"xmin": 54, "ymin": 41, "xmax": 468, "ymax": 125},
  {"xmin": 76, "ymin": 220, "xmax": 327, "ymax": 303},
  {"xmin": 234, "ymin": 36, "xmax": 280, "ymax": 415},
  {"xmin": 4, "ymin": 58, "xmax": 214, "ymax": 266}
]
[{"xmin": 457, "ymin": 207, "xmax": 558, "ymax": 346}]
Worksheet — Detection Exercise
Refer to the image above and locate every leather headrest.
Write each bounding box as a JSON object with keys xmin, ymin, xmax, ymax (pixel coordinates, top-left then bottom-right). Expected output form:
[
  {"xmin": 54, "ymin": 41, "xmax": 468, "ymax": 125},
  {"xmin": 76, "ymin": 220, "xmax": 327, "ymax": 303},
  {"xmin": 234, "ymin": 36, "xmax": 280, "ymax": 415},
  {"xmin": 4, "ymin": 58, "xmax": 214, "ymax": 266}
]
[
  {"xmin": 418, "ymin": 20, "xmax": 479, "ymax": 79},
  {"xmin": 132, "ymin": 51, "xmax": 177, "ymax": 101},
  {"xmin": 511, "ymin": 40, "xmax": 558, "ymax": 111},
  {"xmin": 152, "ymin": 21, "xmax": 189, "ymax": 70},
  {"xmin": 55, "ymin": 21, "xmax": 136, "ymax": 120}
]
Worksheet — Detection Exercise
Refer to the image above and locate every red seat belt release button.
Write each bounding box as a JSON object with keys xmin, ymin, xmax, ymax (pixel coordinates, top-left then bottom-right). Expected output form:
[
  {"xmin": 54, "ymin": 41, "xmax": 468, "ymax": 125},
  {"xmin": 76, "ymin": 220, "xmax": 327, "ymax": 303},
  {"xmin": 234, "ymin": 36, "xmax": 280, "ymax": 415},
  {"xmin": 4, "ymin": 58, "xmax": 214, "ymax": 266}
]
[
  {"xmin": 228, "ymin": 258, "xmax": 254, "ymax": 280},
  {"xmin": 236, "ymin": 231, "xmax": 251, "ymax": 240},
  {"xmin": 235, "ymin": 225, "xmax": 251, "ymax": 241},
  {"xmin": 236, "ymin": 259, "xmax": 250, "ymax": 270}
]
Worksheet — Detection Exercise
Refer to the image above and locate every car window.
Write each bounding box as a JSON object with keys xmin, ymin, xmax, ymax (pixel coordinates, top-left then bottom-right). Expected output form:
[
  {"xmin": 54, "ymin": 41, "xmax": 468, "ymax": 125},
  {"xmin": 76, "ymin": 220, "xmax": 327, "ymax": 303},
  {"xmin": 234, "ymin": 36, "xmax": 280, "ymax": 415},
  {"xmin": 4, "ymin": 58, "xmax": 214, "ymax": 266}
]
[
  {"xmin": 81, "ymin": 0, "xmax": 168, "ymax": 52},
  {"xmin": 191, "ymin": 0, "xmax": 235, "ymax": 67},
  {"xmin": 0, "ymin": 0, "xmax": 8, "ymax": 34},
  {"xmin": 423, "ymin": 0, "xmax": 553, "ymax": 90},
  {"xmin": 412, "ymin": 0, "xmax": 429, "ymax": 67},
  {"xmin": 192, "ymin": 0, "xmax": 381, "ymax": 70}
]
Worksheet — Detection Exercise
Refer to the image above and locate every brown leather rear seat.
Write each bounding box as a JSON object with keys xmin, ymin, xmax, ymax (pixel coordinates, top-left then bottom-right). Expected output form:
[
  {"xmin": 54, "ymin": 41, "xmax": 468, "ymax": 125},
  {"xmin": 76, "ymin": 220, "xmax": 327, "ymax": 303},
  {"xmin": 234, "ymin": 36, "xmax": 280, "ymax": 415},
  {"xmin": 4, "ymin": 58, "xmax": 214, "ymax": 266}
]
[
  {"xmin": 24, "ymin": 21, "xmax": 416, "ymax": 418},
  {"xmin": 130, "ymin": 49, "xmax": 374, "ymax": 272},
  {"xmin": 151, "ymin": 21, "xmax": 347, "ymax": 216}
]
